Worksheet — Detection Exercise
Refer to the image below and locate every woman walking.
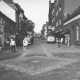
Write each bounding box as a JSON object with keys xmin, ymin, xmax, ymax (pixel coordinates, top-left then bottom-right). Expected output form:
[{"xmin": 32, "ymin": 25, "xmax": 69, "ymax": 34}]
[{"xmin": 10, "ymin": 38, "xmax": 16, "ymax": 52}]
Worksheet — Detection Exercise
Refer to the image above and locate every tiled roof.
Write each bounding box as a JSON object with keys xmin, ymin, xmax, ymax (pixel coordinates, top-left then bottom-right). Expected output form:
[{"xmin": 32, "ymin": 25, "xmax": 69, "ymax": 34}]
[{"xmin": 2, "ymin": 0, "xmax": 17, "ymax": 10}]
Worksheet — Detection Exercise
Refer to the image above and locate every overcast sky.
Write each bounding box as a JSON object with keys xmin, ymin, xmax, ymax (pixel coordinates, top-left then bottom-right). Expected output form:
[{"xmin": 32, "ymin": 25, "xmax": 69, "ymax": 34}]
[
  {"xmin": 13, "ymin": 0, "xmax": 80, "ymax": 33},
  {"xmin": 13, "ymin": 0, "xmax": 55, "ymax": 33}
]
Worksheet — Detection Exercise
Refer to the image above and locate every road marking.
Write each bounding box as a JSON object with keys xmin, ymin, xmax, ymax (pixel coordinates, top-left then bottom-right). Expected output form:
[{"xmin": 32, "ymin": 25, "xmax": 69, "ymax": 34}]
[
  {"xmin": 17, "ymin": 50, "xmax": 30, "ymax": 59},
  {"xmin": 41, "ymin": 45, "xmax": 53, "ymax": 58},
  {"xmin": 0, "ymin": 59, "xmax": 78, "ymax": 76}
]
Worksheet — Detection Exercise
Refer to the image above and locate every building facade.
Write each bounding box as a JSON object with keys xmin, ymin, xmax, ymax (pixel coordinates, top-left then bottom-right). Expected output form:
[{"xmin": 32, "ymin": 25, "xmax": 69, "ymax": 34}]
[
  {"xmin": 48, "ymin": 0, "xmax": 80, "ymax": 46},
  {"xmin": 48, "ymin": 0, "xmax": 64, "ymax": 38},
  {"xmin": 63, "ymin": 7, "xmax": 80, "ymax": 46},
  {"xmin": 0, "ymin": 0, "xmax": 26, "ymax": 47},
  {"xmin": 0, "ymin": 0, "xmax": 16, "ymax": 47}
]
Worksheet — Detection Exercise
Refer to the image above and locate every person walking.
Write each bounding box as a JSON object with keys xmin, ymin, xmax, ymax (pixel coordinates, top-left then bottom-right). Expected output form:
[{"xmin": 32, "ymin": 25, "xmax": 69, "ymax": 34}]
[
  {"xmin": 10, "ymin": 38, "xmax": 16, "ymax": 52},
  {"xmin": 58, "ymin": 38, "xmax": 61, "ymax": 48},
  {"xmin": 23, "ymin": 38, "xmax": 28, "ymax": 50}
]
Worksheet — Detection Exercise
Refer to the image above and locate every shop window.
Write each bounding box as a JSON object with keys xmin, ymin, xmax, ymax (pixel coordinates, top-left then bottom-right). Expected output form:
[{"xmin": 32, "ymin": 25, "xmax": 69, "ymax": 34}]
[
  {"xmin": 76, "ymin": 26, "xmax": 79, "ymax": 41},
  {"xmin": 0, "ymin": 18, "xmax": 3, "ymax": 24}
]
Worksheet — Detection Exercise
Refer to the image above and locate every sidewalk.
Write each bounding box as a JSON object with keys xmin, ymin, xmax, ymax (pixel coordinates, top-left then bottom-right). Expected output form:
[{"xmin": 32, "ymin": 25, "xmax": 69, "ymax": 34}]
[
  {"xmin": 54, "ymin": 44, "xmax": 80, "ymax": 53},
  {"xmin": 43, "ymin": 41, "xmax": 80, "ymax": 54},
  {"xmin": 0, "ymin": 46, "xmax": 23, "ymax": 54},
  {"xmin": 0, "ymin": 46, "xmax": 24, "ymax": 61}
]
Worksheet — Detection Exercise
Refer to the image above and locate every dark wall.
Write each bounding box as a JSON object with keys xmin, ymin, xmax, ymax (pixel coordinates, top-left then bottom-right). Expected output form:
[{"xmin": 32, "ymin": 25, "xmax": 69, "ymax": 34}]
[{"xmin": 0, "ymin": 12, "xmax": 16, "ymax": 34}]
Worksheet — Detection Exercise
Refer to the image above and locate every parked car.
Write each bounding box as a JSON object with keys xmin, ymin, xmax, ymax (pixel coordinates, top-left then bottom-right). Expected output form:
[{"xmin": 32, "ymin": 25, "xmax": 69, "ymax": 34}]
[
  {"xmin": 24, "ymin": 36, "xmax": 30, "ymax": 45},
  {"xmin": 47, "ymin": 36, "xmax": 55, "ymax": 43},
  {"xmin": 25, "ymin": 35, "xmax": 34, "ymax": 45}
]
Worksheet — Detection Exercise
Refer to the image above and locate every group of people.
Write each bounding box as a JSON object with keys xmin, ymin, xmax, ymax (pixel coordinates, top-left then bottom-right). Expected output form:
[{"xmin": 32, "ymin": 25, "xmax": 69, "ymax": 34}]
[
  {"xmin": 10, "ymin": 37, "xmax": 29, "ymax": 52},
  {"xmin": 23, "ymin": 37, "xmax": 29, "ymax": 50}
]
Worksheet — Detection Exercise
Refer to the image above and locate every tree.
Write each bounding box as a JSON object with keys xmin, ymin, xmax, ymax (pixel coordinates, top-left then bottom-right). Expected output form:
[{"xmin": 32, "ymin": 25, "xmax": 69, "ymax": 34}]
[{"xmin": 26, "ymin": 20, "xmax": 35, "ymax": 32}]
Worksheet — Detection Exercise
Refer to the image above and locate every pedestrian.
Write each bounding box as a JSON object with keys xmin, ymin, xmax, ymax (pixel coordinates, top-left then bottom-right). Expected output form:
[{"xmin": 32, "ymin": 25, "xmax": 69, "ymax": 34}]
[
  {"xmin": 10, "ymin": 38, "xmax": 16, "ymax": 52},
  {"xmin": 58, "ymin": 38, "xmax": 60, "ymax": 48},
  {"xmin": 23, "ymin": 38, "xmax": 28, "ymax": 50},
  {"xmin": 61, "ymin": 38, "xmax": 63, "ymax": 44}
]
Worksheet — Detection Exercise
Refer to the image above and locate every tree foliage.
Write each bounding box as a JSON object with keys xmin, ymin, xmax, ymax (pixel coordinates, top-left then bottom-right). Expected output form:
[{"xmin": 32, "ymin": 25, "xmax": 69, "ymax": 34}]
[{"xmin": 26, "ymin": 20, "xmax": 35, "ymax": 31}]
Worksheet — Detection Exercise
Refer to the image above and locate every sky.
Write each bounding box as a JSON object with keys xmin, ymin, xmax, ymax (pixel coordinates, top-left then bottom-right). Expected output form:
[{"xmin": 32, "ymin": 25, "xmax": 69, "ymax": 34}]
[
  {"xmin": 13, "ymin": 0, "xmax": 80, "ymax": 33},
  {"xmin": 13, "ymin": 0, "xmax": 54, "ymax": 33}
]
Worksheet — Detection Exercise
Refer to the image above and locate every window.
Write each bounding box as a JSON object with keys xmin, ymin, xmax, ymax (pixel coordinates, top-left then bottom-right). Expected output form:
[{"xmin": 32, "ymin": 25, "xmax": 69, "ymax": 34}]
[
  {"xmin": 0, "ymin": 25, "xmax": 3, "ymax": 33},
  {"xmin": 76, "ymin": 26, "xmax": 79, "ymax": 41},
  {"xmin": 59, "ymin": 19, "xmax": 61, "ymax": 25},
  {"xmin": 57, "ymin": 0, "xmax": 58, "ymax": 4},
  {"xmin": 19, "ymin": 13, "xmax": 23, "ymax": 18},
  {"xmin": 0, "ymin": 18, "xmax": 3, "ymax": 24},
  {"xmin": 56, "ymin": 10, "xmax": 58, "ymax": 16},
  {"xmin": 52, "ymin": 17, "xmax": 55, "ymax": 23},
  {"xmin": 56, "ymin": 0, "xmax": 58, "ymax": 6},
  {"xmin": 52, "ymin": 9, "xmax": 54, "ymax": 14},
  {"xmin": 59, "ymin": 4, "xmax": 61, "ymax": 12},
  {"xmin": 56, "ymin": 21, "xmax": 58, "ymax": 27},
  {"xmin": 52, "ymin": 26, "xmax": 55, "ymax": 31}
]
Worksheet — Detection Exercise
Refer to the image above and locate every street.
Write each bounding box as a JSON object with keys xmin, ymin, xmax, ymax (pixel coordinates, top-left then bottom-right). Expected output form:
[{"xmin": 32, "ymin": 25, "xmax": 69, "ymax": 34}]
[{"xmin": 0, "ymin": 39, "xmax": 80, "ymax": 80}]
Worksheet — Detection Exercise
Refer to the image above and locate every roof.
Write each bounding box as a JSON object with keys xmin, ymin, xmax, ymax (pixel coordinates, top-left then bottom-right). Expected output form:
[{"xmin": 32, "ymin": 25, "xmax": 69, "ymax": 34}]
[
  {"xmin": 2, "ymin": 0, "xmax": 17, "ymax": 10},
  {"xmin": 0, "ymin": 11, "xmax": 16, "ymax": 23},
  {"xmin": 3, "ymin": 0, "xmax": 13, "ymax": 3}
]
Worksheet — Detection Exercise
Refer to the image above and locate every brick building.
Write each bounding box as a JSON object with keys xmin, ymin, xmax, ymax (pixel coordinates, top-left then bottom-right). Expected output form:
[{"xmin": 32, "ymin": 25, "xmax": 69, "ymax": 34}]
[
  {"xmin": 48, "ymin": 0, "xmax": 64, "ymax": 38},
  {"xmin": 48, "ymin": 0, "xmax": 80, "ymax": 46}
]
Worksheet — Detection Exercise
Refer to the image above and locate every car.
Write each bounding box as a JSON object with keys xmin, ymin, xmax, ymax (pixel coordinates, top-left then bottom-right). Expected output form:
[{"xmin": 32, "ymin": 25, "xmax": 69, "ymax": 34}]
[
  {"xmin": 47, "ymin": 36, "xmax": 55, "ymax": 43},
  {"xmin": 24, "ymin": 37, "xmax": 31, "ymax": 45},
  {"xmin": 25, "ymin": 35, "xmax": 34, "ymax": 45}
]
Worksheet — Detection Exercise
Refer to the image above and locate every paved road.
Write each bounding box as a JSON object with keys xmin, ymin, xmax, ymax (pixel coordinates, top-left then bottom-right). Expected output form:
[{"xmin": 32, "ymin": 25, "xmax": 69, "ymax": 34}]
[{"xmin": 0, "ymin": 39, "xmax": 80, "ymax": 80}]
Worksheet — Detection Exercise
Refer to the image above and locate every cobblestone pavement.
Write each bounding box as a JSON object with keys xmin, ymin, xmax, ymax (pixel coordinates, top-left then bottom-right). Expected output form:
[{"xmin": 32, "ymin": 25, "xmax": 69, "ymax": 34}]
[{"xmin": 0, "ymin": 40, "xmax": 80, "ymax": 80}]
